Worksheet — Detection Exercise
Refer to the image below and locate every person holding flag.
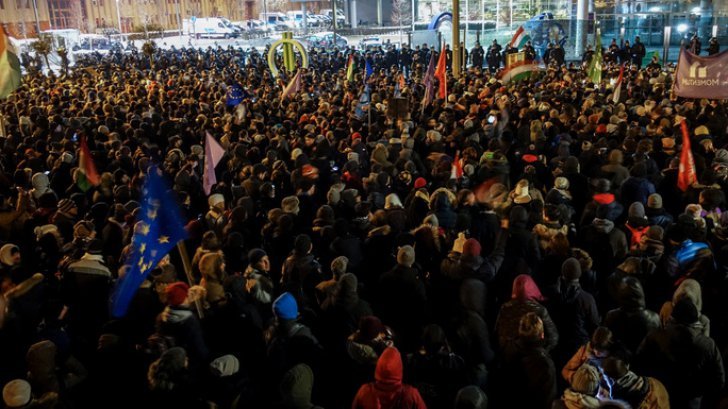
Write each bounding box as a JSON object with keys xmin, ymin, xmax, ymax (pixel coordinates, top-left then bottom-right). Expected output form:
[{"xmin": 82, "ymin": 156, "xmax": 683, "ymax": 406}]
[
  {"xmin": 111, "ymin": 166, "xmax": 188, "ymax": 318},
  {"xmin": 435, "ymin": 43, "xmax": 448, "ymax": 100},
  {"xmin": 587, "ymin": 28, "xmax": 603, "ymax": 84}
]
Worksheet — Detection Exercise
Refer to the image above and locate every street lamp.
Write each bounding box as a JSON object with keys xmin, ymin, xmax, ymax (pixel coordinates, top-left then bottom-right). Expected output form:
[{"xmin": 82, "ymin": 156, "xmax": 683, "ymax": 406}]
[{"xmin": 116, "ymin": 0, "xmax": 123, "ymax": 34}]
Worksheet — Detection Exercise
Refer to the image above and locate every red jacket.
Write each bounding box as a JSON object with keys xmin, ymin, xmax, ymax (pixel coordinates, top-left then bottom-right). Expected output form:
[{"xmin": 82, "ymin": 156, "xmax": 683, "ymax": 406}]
[{"xmin": 352, "ymin": 347, "xmax": 428, "ymax": 409}]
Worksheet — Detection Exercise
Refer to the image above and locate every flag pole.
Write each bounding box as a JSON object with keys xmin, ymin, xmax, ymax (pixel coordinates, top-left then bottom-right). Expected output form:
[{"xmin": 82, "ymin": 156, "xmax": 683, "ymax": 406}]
[
  {"xmin": 0, "ymin": 114, "xmax": 5, "ymax": 138},
  {"xmin": 176, "ymin": 241, "xmax": 205, "ymax": 318}
]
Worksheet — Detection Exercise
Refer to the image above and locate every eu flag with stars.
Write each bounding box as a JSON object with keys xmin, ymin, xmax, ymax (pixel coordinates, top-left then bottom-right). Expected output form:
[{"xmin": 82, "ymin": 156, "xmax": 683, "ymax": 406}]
[
  {"xmin": 226, "ymin": 84, "xmax": 244, "ymax": 107},
  {"xmin": 111, "ymin": 166, "xmax": 188, "ymax": 317}
]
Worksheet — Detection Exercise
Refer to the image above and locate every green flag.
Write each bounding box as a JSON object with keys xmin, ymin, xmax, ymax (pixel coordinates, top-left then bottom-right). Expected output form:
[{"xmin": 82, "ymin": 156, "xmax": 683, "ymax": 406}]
[{"xmin": 587, "ymin": 28, "xmax": 602, "ymax": 84}]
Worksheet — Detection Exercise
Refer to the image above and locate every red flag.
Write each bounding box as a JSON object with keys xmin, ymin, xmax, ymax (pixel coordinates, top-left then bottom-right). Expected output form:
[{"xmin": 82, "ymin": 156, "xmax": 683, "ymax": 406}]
[
  {"xmin": 450, "ymin": 151, "xmax": 463, "ymax": 180},
  {"xmin": 678, "ymin": 120, "xmax": 697, "ymax": 192},
  {"xmin": 77, "ymin": 135, "xmax": 100, "ymax": 191},
  {"xmin": 434, "ymin": 43, "xmax": 447, "ymax": 100}
]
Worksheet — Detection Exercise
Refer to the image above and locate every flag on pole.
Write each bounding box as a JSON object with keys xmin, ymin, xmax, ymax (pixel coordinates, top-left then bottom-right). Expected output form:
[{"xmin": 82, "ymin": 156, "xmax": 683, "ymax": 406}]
[
  {"xmin": 365, "ymin": 59, "xmax": 374, "ymax": 78},
  {"xmin": 203, "ymin": 131, "xmax": 225, "ymax": 195},
  {"xmin": 450, "ymin": 151, "xmax": 463, "ymax": 180},
  {"xmin": 77, "ymin": 135, "xmax": 100, "ymax": 192},
  {"xmin": 500, "ymin": 52, "xmax": 542, "ymax": 83},
  {"xmin": 678, "ymin": 120, "xmax": 697, "ymax": 192},
  {"xmin": 281, "ymin": 70, "xmax": 302, "ymax": 100},
  {"xmin": 674, "ymin": 48, "xmax": 728, "ymax": 99},
  {"xmin": 226, "ymin": 84, "xmax": 244, "ymax": 107},
  {"xmin": 508, "ymin": 26, "xmax": 531, "ymax": 49},
  {"xmin": 111, "ymin": 166, "xmax": 188, "ymax": 317},
  {"xmin": 587, "ymin": 28, "xmax": 603, "ymax": 84},
  {"xmin": 346, "ymin": 54, "xmax": 356, "ymax": 82},
  {"xmin": 0, "ymin": 28, "xmax": 22, "ymax": 99},
  {"xmin": 355, "ymin": 85, "xmax": 370, "ymax": 119},
  {"xmin": 612, "ymin": 64, "xmax": 624, "ymax": 104},
  {"xmin": 435, "ymin": 44, "xmax": 447, "ymax": 100},
  {"xmin": 422, "ymin": 52, "xmax": 436, "ymax": 112}
]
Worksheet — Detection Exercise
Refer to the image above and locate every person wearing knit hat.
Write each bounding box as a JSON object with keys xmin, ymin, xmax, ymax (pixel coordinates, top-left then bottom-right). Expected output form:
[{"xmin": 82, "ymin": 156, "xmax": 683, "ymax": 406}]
[
  {"xmin": 273, "ymin": 292, "xmax": 299, "ymax": 320},
  {"xmin": 414, "ymin": 177, "xmax": 427, "ymax": 190},
  {"xmin": 3, "ymin": 379, "xmax": 32, "ymax": 408},
  {"xmin": 462, "ymin": 238, "xmax": 482, "ymax": 258},
  {"xmin": 282, "ymin": 196, "xmax": 300, "ymax": 215},
  {"xmin": 164, "ymin": 282, "xmax": 190, "ymax": 307},
  {"xmin": 56, "ymin": 198, "xmax": 78, "ymax": 218},
  {"xmin": 568, "ymin": 364, "xmax": 601, "ymax": 398},
  {"xmin": 454, "ymin": 385, "xmax": 488, "ymax": 409},
  {"xmin": 498, "ymin": 312, "xmax": 558, "ymax": 408},
  {"xmin": 396, "ymin": 245, "xmax": 415, "ymax": 268},
  {"xmin": 645, "ymin": 193, "xmax": 673, "ymax": 229},
  {"xmin": 205, "ymin": 193, "xmax": 227, "ymax": 235},
  {"xmin": 315, "ymin": 256, "xmax": 349, "ymax": 302},
  {"xmin": 561, "ymin": 257, "xmax": 582, "ymax": 282},
  {"xmin": 244, "ymin": 248, "xmax": 274, "ymax": 305},
  {"xmin": 210, "ymin": 355, "xmax": 240, "ymax": 377},
  {"xmin": 0, "ymin": 244, "xmax": 20, "ymax": 267}
]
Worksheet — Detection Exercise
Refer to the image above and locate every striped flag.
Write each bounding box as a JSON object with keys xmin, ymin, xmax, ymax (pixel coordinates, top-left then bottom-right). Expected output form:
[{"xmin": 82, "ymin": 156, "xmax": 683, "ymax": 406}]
[
  {"xmin": 587, "ymin": 28, "xmax": 603, "ymax": 84},
  {"xmin": 612, "ymin": 64, "xmax": 624, "ymax": 104},
  {"xmin": 281, "ymin": 70, "xmax": 302, "ymax": 100},
  {"xmin": 500, "ymin": 52, "xmax": 542, "ymax": 83},
  {"xmin": 509, "ymin": 26, "xmax": 531, "ymax": 49},
  {"xmin": 421, "ymin": 52, "xmax": 436, "ymax": 112},
  {"xmin": 0, "ymin": 28, "xmax": 21, "ymax": 99},
  {"xmin": 677, "ymin": 120, "xmax": 697, "ymax": 192},
  {"xmin": 77, "ymin": 135, "xmax": 100, "ymax": 192},
  {"xmin": 346, "ymin": 54, "xmax": 355, "ymax": 82},
  {"xmin": 435, "ymin": 44, "xmax": 447, "ymax": 100}
]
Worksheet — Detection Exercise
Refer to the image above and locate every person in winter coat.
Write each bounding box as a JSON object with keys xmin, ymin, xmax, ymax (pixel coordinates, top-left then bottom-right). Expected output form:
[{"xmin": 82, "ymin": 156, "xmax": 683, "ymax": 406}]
[
  {"xmin": 546, "ymin": 258, "xmax": 601, "ymax": 367},
  {"xmin": 533, "ymin": 204, "xmax": 569, "ymax": 252},
  {"xmin": 604, "ymin": 276, "xmax": 660, "ymax": 354},
  {"xmin": 562, "ymin": 326, "xmax": 613, "ymax": 385},
  {"xmin": 272, "ymin": 364, "xmax": 325, "ymax": 409},
  {"xmin": 552, "ymin": 364, "xmax": 602, "ymax": 409},
  {"xmin": 347, "ymin": 316, "xmax": 394, "ymax": 370},
  {"xmin": 623, "ymin": 203, "xmax": 650, "ymax": 251},
  {"xmin": 497, "ymin": 206, "xmax": 541, "ymax": 298},
  {"xmin": 281, "ymin": 234, "xmax": 323, "ymax": 309},
  {"xmin": 198, "ymin": 252, "xmax": 227, "ymax": 306},
  {"xmin": 431, "ymin": 189, "xmax": 457, "ymax": 232},
  {"xmin": 384, "ymin": 194, "xmax": 408, "ymax": 234},
  {"xmin": 450, "ymin": 279, "xmax": 495, "ymax": 389},
  {"xmin": 351, "ymin": 347, "xmax": 427, "ymax": 409},
  {"xmin": 579, "ymin": 205, "xmax": 628, "ymax": 279},
  {"xmin": 376, "ymin": 245, "xmax": 426, "ymax": 350},
  {"xmin": 405, "ymin": 324, "xmax": 468, "ymax": 409},
  {"xmin": 580, "ymin": 179, "xmax": 624, "ymax": 226},
  {"xmin": 243, "ymin": 248, "xmax": 275, "ymax": 306},
  {"xmin": 645, "ymin": 194, "xmax": 673, "ymax": 230},
  {"xmin": 600, "ymin": 149, "xmax": 630, "ymax": 189},
  {"xmin": 453, "ymin": 385, "xmax": 487, "ymax": 409},
  {"xmin": 495, "ymin": 274, "xmax": 559, "ymax": 354},
  {"xmin": 156, "ymin": 282, "xmax": 209, "ymax": 368},
  {"xmin": 265, "ymin": 293, "xmax": 323, "ymax": 382},
  {"xmin": 498, "ymin": 312, "xmax": 557, "ymax": 409},
  {"xmin": 602, "ymin": 347, "xmax": 670, "ymax": 409},
  {"xmin": 636, "ymin": 298, "xmax": 725, "ymax": 409},
  {"xmin": 147, "ymin": 347, "xmax": 208, "ymax": 409},
  {"xmin": 659, "ymin": 278, "xmax": 710, "ymax": 337},
  {"xmin": 620, "ymin": 163, "xmax": 656, "ymax": 206}
]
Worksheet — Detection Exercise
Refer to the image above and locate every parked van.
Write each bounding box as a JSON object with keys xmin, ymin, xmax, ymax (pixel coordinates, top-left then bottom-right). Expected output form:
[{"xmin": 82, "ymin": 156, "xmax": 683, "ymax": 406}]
[
  {"xmin": 259, "ymin": 12, "xmax": 294, "ymax": 30},
  {"xmin": 183, "ymin": 17, "xmax": 238, "ymax": 39}
]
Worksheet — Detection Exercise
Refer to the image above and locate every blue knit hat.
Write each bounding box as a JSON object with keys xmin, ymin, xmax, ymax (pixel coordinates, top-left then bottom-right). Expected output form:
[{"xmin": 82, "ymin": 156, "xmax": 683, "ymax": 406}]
[{"xmin": 273, "ymin": 292, "xmax": 298, "ymax": 320}]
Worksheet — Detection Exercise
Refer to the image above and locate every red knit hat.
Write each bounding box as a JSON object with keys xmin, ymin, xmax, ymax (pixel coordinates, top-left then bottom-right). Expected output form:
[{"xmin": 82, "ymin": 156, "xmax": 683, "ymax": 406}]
[
  {"xmin": 414, "ymin": 177, "xmax": 427, "ymax": 189},
  {"xmin": 462, "ymin": 238, "xmax": 481, "ymax": 258},
  {"xmin": 351, "ymin": 132, "xmax": 362, "ymax": 141},
  {"xmin": 165, "ymin": 282, "xmax": 189, "ymax": 306}
]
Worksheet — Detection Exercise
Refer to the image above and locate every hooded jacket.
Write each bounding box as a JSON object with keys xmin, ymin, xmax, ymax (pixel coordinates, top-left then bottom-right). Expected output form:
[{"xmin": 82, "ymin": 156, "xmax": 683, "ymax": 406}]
[
  {"xmin": 659, "ymin": 278, "xmax": 710, "ymax": 337},
  {"xmin": 604, "ymin": 277, "xmax": 660, "ymax": 353},
  {"xmin": 275, "ymin": 364, "xmax": 323, "ymax": 409},
  {"xmin": 610, "ymin": 371, "xmax": 670, "ymax": 409},
  {"xmin": 579, "ymin": 218, "xmax": 628, "ymax": 276},
  {"xmin": 352, "ymin": 347, "xmax": 427, "ymax": 409}
]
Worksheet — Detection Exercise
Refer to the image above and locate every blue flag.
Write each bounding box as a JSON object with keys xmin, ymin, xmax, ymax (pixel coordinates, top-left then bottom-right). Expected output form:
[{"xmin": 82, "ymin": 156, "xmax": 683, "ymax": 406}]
[
  {"xmin": 365, "ymin": 59, "xmax": 373, "ymax": 78},
  {"xmin": 355, "ymin": 85, "xmax": 370, "ymax": 119},
  {"xmin": 111, "ymin": 166, "xmax": 188, "ymax": 317},
  {"xmin": 226, "ymin": 84, "xmax": 244, "ymax": 107}
]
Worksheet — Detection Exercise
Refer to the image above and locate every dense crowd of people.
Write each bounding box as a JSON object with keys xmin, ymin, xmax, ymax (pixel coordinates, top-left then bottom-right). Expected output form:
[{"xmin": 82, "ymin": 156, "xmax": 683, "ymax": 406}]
[{"xmin": 0, "ymin": 34, "xmax": 727, "ymax": 409}]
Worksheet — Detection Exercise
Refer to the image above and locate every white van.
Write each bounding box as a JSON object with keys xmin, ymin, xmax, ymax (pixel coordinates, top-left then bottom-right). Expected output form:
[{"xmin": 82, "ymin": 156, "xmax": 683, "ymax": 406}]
[
  {"xmin": 259, "ymin": 12, "xmax": 295, "ymax": 30},
  {"xmin": 183, "ymin": 17, "xmax": 238, "ymax": 39}
]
